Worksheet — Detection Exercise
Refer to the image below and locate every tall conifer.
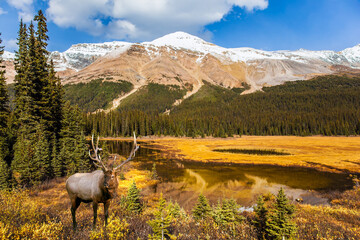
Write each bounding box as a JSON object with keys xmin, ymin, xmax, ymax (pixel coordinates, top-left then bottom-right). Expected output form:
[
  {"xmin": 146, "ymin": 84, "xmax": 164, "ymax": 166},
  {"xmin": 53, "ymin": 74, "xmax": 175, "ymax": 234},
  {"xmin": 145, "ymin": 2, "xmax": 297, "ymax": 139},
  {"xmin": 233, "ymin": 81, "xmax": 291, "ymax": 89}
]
[{"xmin": 0, "ymin": 34, "xmax": 13, "ymax": 189}]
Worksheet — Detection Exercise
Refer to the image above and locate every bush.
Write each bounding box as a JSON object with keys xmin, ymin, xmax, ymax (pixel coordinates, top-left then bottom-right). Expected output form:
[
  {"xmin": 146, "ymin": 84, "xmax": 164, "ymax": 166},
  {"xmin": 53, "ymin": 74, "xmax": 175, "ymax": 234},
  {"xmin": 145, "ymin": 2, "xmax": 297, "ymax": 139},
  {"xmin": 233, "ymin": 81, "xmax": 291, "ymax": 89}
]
[{"xmin": 90, "ymin": 215, "xmax": 129, "ymax": 240}]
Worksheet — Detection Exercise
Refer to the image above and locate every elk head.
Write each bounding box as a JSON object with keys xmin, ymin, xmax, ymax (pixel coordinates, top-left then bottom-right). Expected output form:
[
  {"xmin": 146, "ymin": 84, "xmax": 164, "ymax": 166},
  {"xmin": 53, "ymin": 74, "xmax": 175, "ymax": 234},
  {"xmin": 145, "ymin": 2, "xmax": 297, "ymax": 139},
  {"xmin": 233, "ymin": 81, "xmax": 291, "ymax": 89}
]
[{"xmin": 89, "ymin": 132, "xmax": 140, "ymax": 196}]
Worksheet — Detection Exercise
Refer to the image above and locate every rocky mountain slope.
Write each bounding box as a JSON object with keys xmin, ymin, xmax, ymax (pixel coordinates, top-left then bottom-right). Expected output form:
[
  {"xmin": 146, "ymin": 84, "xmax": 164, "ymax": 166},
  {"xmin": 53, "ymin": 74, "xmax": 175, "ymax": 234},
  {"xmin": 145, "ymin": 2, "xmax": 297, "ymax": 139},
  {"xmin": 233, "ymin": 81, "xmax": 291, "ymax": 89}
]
[{"xmin": 2, "ymin": 32, "xmax": 360, "ymax": 111}]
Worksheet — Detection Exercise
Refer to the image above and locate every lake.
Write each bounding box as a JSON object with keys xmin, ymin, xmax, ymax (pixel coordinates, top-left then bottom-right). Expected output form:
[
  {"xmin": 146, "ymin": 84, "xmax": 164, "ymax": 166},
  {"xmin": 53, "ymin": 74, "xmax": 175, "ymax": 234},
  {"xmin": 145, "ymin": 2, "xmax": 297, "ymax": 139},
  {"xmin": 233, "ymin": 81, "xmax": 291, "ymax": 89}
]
[{"xmin": 105, "ymin": 140, "xmax": 353, "ymax": 209}]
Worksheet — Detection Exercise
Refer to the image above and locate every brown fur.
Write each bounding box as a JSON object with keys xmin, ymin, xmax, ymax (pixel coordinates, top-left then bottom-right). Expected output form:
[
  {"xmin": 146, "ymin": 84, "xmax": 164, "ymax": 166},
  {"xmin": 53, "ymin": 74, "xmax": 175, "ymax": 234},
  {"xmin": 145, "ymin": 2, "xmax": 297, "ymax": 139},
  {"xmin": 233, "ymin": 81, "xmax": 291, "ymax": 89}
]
[{"xmin": 66, "ymin": 169, "xmax": 119, "ymax": 230}]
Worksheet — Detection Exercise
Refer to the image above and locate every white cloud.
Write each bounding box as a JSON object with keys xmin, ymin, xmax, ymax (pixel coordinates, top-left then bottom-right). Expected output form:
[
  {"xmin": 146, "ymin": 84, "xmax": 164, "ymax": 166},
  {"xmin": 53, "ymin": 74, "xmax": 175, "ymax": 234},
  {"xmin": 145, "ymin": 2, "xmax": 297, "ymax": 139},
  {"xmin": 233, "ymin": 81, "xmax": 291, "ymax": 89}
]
[
  {"xmin": 4, "ymin": 39, "xmax": 18, "ymax": 52},
  {"xmin": 47, "ymin": 0, "xmax": 268, "ymax": 41},
  {"xmin": 0, "ymin": 7, "xmax": 8, "ymax": 15},
  {"xmin": 6, "ymin": 0, "xmax": 34, "ymax": 22}
]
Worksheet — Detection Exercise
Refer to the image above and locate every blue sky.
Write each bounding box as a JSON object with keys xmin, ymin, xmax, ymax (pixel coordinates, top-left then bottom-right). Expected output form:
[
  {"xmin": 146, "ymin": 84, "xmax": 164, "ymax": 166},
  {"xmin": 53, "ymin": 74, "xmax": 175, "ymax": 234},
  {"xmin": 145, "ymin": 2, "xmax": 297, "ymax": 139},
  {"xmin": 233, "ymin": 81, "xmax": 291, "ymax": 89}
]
[{"xmin": 0, "ymin": 0, "xmax": 359, "ymax": 52}]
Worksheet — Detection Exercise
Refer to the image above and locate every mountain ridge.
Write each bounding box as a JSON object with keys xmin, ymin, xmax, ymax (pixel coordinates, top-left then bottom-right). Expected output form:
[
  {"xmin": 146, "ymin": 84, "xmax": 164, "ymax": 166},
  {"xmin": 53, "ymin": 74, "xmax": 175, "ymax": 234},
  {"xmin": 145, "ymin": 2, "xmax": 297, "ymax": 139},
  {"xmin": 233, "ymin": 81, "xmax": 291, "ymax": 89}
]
[{"xmin": 2, "ymin": 32, "xmax": 360, "ymax": 106}]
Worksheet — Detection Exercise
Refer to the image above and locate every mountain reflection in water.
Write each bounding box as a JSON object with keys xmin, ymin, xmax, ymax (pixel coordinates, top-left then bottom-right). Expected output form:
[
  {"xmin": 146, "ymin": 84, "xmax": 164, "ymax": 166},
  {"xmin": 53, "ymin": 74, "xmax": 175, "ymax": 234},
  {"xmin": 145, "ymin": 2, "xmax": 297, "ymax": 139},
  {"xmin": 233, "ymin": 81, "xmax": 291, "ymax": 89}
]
[{"xmin": 104, "ymin": 140, "xmax": 353, "ymax": 209}]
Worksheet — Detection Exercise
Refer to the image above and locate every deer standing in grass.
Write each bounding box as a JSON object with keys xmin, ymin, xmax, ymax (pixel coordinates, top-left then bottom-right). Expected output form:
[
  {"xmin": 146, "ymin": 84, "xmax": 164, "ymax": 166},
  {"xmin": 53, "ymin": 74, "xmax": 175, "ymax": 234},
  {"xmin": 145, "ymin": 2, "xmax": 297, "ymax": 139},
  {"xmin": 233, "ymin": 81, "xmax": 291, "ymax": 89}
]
[{"xmin": 66, "ymin": 133, "xmax": 139, "ymax": 230}]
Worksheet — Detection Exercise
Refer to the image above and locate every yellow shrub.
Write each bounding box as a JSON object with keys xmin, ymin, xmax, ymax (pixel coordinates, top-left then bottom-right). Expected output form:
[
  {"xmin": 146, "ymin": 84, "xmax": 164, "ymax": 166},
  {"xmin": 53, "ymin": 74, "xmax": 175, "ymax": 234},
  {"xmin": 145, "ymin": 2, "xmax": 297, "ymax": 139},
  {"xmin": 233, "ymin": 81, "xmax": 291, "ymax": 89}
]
[
  {"xmin": 90, "ymin": 215, "xmax": 129, "ymax": 240},
  {"xmin": 0, "ymin": 222, "xmax": 11, "ymax": 240},
  {"xmin": 33, "ymin": 221, "xmax": 64, "ymax": 240}
]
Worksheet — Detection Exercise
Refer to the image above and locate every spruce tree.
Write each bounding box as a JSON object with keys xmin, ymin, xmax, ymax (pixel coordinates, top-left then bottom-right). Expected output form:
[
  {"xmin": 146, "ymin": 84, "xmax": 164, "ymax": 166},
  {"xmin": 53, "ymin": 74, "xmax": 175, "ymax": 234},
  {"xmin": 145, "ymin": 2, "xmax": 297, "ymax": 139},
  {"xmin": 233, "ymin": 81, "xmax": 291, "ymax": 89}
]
[
  {"xmin": 48, "ymin": 60, "xmax": 63, "ymax": 137},
  {"xmin": 0, "ymin": 34, "xmax": 9, "ymax": 134},
  {"xmin": 33, "ymin": 10, "xmax": 51, "ymax": 127},
  {"xmin": 58, "ymin": 102, "xmax": 89, "ymax": 176},
  {"xmin": 0, "ymin": 35, "xmax": 12, "ymax": 189},
  {"xmin": 12, "ymin": 133, "xmax": 33, "ymax": 186},
  {"xmin": 51, "ymin": 135, "xmax": 62, "ymax": 177},
  {"xmin": 192, "ymin": 193, "xmax": 212, "ymax": 220},
  {"xmin": 31, "ymin": 121, "xmax": 51, "ymax": 184},
  {"xmin": 254, "ymin": 195, "xmax": 268, "ymax": 240},
  {"xmin": 74, "ymin": 132, "xmax": 90, "ymax": 173},
  {"xmin": 126, "ymin": 180, "xmax": 142, "ymax": 213},
  {"xmin": 266, "ymin": 188, "xmax": 296, "ymax": 240},
  {"xmin": 148, "ymin": 194, "xmax": 173, "ymax": 240},
  {"xmin": 14, "ymin": 20, "xmax": 28, "ymax": 119}
]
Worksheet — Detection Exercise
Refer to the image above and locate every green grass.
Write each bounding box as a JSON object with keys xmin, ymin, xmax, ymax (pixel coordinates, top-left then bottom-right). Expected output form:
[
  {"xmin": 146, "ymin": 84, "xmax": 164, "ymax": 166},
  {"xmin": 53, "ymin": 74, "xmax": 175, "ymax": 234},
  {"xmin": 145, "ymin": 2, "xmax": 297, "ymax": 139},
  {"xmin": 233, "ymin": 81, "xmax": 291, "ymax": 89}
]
[
  {"xmin": 64, "ymin": 79, "xmax": 133, "ymax": 112},
  {"xmin": 119, "ymin": 83, "xmax": 187, "ymax": 113},
  {"xmin": 213, "ymin": 148, "xmax": 291, "ymax": 156}
]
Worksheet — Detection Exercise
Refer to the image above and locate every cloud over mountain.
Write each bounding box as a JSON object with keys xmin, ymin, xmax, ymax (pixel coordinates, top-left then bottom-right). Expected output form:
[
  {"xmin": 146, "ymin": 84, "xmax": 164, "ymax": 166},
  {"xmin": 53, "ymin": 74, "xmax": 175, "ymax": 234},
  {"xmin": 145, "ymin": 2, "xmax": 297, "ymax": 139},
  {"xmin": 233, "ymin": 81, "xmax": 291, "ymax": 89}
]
[{"xmin": 46, "ymin": 0, "xmax": 268, "ymax": 40}]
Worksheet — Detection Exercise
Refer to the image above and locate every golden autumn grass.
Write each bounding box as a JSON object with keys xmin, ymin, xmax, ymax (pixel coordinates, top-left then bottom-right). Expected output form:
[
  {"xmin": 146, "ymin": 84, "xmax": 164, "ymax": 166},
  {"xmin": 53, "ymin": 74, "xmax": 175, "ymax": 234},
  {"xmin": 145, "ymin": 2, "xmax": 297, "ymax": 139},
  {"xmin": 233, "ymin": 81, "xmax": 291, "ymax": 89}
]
[
  {"xmin": 142, "ymin": 136, "xmax": 360, "ymax": 174},
  {"xmin": 1, "ymin": 136, "xmax": 360, "ymax": 239},
  {"xmin": 0, "ymin": 164, "xmax": 158, "ymax": 240},
  {"xmin": 0, "ymin": 165, "xmax": 359, "ymax": 239}
]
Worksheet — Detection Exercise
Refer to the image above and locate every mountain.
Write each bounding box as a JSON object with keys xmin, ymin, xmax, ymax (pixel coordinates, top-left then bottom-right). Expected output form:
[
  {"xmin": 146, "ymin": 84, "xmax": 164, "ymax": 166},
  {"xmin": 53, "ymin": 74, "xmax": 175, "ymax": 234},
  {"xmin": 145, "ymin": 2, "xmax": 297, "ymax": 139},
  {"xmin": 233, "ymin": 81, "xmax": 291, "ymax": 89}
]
[
  {"xmin": 61, "ymin": 32, "xmax": 360, "ymax": 97},
  {"xmin": 3, "ymin": 32, "xmax": 360, "ymax": 112}
]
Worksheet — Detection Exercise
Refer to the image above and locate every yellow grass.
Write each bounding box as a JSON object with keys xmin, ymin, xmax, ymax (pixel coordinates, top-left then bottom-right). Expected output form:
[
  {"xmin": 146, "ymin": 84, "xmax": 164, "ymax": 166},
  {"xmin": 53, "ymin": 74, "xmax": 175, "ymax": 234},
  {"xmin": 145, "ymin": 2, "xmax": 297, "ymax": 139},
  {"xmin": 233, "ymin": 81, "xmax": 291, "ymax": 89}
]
[{"xmin": 144, "ymin": 136, "xmax": 360, "ymax": 173}]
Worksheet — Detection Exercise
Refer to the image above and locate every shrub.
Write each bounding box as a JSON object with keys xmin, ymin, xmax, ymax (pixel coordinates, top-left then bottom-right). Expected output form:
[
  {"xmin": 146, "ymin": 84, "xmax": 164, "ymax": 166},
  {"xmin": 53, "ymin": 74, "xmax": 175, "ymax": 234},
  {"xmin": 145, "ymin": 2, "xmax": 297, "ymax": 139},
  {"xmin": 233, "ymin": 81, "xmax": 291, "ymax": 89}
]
[{"xmin": 90, "ymin": 215, "xmax": 129, "ymax": 240}]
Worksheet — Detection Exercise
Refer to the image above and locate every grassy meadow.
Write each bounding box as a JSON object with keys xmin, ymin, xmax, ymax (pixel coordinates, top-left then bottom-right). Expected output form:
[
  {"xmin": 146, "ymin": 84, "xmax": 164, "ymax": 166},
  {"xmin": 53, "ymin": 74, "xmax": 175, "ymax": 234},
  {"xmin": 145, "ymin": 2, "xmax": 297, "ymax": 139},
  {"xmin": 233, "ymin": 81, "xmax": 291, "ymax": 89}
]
[
  {"xmin": 148, "ymin": 136, "xmax": 360, "ymax": 174},
  {"xmin": 1, "ymin": 136, "xmax": 360, "ymax": 239}
]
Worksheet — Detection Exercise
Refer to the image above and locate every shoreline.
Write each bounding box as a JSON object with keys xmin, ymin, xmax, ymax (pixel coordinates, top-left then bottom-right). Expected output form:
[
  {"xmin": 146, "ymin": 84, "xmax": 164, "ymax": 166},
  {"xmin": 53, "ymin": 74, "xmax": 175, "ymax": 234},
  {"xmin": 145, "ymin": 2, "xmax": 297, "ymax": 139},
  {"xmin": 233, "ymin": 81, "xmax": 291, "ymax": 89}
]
[{"xmin": 98, "ymin": 136, "xmax": 360, "ymax": 174}]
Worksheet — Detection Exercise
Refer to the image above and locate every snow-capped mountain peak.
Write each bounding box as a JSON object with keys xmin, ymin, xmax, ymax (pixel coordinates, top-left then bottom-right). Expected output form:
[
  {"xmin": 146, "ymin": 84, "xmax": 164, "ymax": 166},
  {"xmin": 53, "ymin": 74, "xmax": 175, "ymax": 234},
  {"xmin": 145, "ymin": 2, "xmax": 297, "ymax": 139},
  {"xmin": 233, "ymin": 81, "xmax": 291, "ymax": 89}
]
[
  {"xmin": 2, "ymin": 51, "xmax": 15, "ymax": 60},
  {"xmin": 341, "ymin": 44, "xmax": 360, "ymax": 64},
  {"xmin": 145, "ymin": 31, "xmax": 220, "ymax": 53}
]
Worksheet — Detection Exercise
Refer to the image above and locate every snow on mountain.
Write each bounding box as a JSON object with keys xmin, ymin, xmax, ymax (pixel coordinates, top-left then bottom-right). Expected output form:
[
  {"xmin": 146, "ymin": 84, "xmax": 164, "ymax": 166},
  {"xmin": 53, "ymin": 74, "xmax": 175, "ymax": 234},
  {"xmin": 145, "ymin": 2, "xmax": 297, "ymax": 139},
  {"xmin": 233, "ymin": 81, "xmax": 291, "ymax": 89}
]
[
  {"xmin": 3, "ymin": 32, "xmax": 360, "ymax": 87},
  {"xmin": 2, "ymin": 51, "xmax": 15, "ymax": 60},
  {"xmin": 141, "ymin": 32, "xmax": 359, "ymax": 67},
  {"xmin": 49, "ymin": 41, "xmax": 132, "ymax": 71},
  {"xmin": 341, "ymin": 44, "xmax": 360, "ymax": 65}
]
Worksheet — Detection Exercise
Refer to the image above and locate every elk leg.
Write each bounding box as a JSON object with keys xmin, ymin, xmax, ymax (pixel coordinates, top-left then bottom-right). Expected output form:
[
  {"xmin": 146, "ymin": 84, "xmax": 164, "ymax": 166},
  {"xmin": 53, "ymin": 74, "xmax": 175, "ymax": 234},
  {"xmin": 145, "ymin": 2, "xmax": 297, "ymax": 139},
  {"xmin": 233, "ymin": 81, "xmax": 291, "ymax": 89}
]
[
  {"xmin": 71, "ymin": 198, "xmax": 81, "ymax": 230},
  {"xmin": 93, "ymin": 202, "xmax": 98, "ymax": 229},
  {"xmin": 104, "ymin": 201, "xmax": 110, "ymax": 226}
]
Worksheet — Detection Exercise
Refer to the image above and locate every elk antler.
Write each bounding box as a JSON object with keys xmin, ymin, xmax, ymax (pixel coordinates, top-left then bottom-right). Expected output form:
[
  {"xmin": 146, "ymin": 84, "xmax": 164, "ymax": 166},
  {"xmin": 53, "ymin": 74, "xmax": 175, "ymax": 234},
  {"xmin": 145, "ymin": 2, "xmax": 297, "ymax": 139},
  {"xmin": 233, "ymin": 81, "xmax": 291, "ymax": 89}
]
[
  {"xmin": 114, "ymin": 132, "xmax": 139, "ymax": 171},
  {"xmin": 89, "ymin": 135, "xmax": 108, "ymax": 171}
]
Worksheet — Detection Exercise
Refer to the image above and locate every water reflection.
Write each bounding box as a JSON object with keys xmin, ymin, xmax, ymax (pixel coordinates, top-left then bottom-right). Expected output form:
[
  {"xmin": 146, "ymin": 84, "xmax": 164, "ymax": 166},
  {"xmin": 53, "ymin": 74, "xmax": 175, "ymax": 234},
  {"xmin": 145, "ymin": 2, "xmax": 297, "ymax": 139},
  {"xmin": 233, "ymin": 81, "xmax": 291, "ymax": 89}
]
[{"xmin": 105, "ymin": 140, "xmax": 353, "ymax": 209}]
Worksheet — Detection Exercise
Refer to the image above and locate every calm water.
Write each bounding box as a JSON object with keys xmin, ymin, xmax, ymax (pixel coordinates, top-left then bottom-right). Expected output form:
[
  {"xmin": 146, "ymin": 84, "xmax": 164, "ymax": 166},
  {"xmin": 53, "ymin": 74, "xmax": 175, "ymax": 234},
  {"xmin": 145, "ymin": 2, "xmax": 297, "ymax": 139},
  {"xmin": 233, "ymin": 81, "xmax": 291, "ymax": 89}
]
[{"xmin": 105, "ymin": 140, "xmax": 353, "ymax": 209}]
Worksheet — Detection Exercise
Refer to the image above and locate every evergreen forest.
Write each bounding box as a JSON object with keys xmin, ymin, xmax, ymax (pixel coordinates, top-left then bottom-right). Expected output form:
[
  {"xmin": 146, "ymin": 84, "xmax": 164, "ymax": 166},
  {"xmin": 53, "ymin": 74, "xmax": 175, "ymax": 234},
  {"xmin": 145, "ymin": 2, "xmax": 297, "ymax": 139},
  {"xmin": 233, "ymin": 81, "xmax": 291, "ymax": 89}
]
[
  {"xmin": 86, "ymin": 76, "xmax": 360, "ymax": 137},
  {"xmin": 0, "ymin": 11, "xmax": 90, "ymax": 189}
]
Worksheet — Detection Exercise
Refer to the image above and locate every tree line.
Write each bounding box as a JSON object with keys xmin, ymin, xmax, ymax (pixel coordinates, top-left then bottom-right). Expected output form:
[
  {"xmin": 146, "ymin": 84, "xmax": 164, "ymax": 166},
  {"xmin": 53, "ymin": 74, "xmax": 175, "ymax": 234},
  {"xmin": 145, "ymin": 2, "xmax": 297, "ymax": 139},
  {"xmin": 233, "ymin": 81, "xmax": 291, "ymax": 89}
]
[
  {"xmin": 0, "ymin": 11, "xmax": 90, "ymax": 189},
  {"xmin": 85, "ymin": 76, "xmax": 360, "ymax": 137}
]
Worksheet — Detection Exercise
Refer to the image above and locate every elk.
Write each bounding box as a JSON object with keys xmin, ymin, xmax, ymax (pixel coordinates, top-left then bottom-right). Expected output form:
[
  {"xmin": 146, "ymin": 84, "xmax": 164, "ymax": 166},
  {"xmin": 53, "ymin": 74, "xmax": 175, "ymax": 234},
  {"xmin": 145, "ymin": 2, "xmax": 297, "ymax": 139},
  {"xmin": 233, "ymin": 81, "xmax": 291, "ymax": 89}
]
[{"xmin": 66, "ymin": 133, "xmax": 139, "ymax": 230}]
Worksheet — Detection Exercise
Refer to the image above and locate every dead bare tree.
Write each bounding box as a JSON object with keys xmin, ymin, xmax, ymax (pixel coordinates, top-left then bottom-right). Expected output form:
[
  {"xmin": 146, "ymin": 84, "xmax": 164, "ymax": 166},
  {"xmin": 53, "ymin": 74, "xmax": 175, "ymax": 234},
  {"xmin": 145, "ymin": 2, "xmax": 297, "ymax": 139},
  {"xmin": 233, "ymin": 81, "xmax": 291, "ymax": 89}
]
[{"xmin": 66, "ymin": 133, "xmax": 139, "ymax": 230}]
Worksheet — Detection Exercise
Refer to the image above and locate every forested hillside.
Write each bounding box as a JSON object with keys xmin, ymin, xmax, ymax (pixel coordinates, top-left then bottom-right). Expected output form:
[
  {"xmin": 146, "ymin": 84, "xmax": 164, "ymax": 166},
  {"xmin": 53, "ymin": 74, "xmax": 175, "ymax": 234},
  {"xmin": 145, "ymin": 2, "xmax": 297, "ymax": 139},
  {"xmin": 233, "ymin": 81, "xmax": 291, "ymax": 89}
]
[
  {"xmin": 86, "ymin": 75, "xmax": 360, "ymax": 137},
  {"xmin": 63, "ymin": 79, "xmax": 133, "ymax": 112}
]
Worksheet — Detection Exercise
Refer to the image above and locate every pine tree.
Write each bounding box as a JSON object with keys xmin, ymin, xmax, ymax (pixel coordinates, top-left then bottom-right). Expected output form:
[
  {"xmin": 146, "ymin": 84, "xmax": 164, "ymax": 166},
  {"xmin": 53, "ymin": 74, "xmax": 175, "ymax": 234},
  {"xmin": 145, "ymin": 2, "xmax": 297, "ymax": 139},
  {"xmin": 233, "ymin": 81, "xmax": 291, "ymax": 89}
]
[
  {"xmin": 51, "ymin": 135, "xmax": 62, "ymax": 177},
  {"xmin": 14, "ymin": 20, "xmax": 28, "ymax": 121},
  {"xmin": 31, "ymin": 121, "xmax": 51, "ymax": 184},
  {"xmin": 0, "ymin": 34, "xmax": 9, "ymax": 135},
  {"xmin": 74, "ymin": 132, "xmax": 90, "ymax": 173},
  {"xmin": 48, "ymin": 60, "xmax": 63, "ymax": 137},
  {"xmin": 254, "ymin": 195, "xmax": 268, "ymax": 240},
  {"xmin": 126, "ymin": 180, "xmax": 142, "ymax": 213},
  {"xmin": 0, "ymin": 34, "xmax": 13, "ymax": 189},
  {"xmin": 59, "ymin": 102, "xmax": 89, "ymax": 176},
  {"xmin": 266, "ymin": 188, "xmax": 296, "ymax": 240},
  {"xmin": 12, "ymin": 133, "xmax": 33, "ymax": 186},
  {"xmin": 33, "ymin": 10, "xmax": 51, "ymax": 127},
  {"xmin": 148, "ymin": 194, "xmax": 173, "ymax": 240},
  {"xmin": 213, "ymin": 198, "xmax": 241, "ymax": 225},
  {"xmin": 192, "ymin": 193, "xmax": 212, "ymax": 220}
]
